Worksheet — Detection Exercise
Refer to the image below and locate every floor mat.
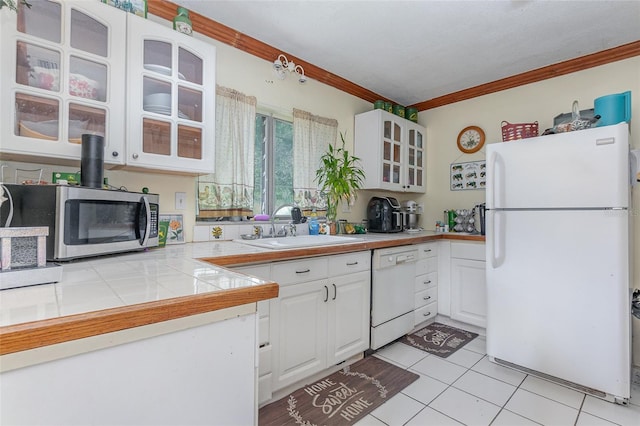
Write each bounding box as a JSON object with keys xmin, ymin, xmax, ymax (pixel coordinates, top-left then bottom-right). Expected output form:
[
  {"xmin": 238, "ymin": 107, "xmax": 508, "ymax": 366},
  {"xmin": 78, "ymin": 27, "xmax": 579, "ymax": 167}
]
[
  {"xmin": 400, "ymin": 322, "xmax": 478, "ymax": 358},
  {"xmin": 259, "ymin": 356, "xmax": 419, "ymax": 425}
]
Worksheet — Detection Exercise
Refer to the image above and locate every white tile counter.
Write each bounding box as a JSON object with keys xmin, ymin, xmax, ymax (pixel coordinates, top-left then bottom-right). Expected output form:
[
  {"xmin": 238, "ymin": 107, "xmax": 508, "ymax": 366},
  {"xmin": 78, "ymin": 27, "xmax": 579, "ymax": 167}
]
[{"xmin": 0, "ymin": 242, "xmax": 274, "ymax": 328}]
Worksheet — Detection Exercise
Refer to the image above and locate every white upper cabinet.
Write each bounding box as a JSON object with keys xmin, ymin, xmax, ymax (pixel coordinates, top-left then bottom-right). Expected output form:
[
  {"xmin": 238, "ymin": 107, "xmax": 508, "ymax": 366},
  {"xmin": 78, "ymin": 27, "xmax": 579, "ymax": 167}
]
[
  {"xmin": 1, "ymin": 2, "xmax": 216, "ymax": 175},
  {"xmin": 0, "ymin": 0, "xmax": 126, "ymax": 166},
  {"xmin": 126, "ymin": 15, "xmax": 215, "ymax": 174},
  {"xmin": 355, "ymin": 109, "xmax": 426, "ymax": 193}
]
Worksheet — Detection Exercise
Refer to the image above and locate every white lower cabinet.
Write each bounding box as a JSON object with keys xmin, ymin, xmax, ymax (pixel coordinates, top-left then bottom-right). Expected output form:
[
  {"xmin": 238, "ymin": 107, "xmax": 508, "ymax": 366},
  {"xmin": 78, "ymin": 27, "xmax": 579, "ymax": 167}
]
[
  {"xmin": 270, "ymin": 251, "xmax": 370, "ymax": 392},
  {"xmin": 450, "ymin": 242, "xmax": 487, "ymax": 327},
  {"xmin": 272, "ymin": 277, "xmax": 328, "ymax": 390},
  {"xmin": 233, "ymin": 264, "xmax": 272, "ymax": 405},
  {"xmin": 328, "ymin": 270, "xmax": 371, "ymax": 364},
  {"xmin": 0, "ymin": 312, "xmax": 257, "ymax": 425},
  {"xmin": 414, "ymin": 242, "xmax": 438, "ymax": 326}
]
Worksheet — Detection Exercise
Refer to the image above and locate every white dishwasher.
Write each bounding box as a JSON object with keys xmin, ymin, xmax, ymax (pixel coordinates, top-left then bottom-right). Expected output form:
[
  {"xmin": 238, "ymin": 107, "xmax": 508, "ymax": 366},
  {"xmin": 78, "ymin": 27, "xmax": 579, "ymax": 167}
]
[{"xmin": 370, "ymin": 246, "xmax": 418, "ymax": 349}]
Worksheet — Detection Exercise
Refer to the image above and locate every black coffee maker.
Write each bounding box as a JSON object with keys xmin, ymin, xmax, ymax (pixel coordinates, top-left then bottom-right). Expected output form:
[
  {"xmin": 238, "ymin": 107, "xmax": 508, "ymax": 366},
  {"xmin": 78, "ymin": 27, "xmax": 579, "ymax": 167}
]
[{"xmin": 367, "ymin": 196, "xmax": 403, "ymax": 233}]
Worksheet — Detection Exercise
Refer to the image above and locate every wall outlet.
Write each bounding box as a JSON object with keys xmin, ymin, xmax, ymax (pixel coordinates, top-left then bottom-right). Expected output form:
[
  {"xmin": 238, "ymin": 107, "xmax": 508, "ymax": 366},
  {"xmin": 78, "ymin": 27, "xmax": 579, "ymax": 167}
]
[{"xmin": 175, "ymin": 192, "xmax": 186, "ymax": 210}]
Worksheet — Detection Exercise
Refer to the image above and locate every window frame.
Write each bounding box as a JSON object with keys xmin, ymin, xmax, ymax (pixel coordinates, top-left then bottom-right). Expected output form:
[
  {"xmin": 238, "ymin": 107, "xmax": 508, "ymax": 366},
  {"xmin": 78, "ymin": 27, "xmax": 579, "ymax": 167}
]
[{"xmin": 255, "ymin": 110, "xmax": 294, "ymax": 219}]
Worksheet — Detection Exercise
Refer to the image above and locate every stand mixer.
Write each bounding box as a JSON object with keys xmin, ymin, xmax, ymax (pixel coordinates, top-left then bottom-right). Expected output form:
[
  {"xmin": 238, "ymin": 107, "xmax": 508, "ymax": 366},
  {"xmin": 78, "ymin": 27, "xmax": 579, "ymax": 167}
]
[{"xmin": 402, "ymin": 200, "xmax": 423, "ymax": 231}]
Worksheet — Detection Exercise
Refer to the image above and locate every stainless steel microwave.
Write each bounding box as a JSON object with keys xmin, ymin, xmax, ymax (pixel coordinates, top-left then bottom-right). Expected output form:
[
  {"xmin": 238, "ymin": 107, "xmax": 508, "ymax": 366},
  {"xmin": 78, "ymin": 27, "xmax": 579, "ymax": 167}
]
[{"xmin": 0, "ymin": 184, "xmax": 159, "ymax": 260}]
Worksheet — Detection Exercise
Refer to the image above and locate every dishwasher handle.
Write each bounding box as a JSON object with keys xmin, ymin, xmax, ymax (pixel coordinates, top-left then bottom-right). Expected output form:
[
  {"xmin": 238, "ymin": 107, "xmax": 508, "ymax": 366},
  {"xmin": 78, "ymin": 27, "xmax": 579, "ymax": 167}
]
[{"xmin": 396, "ymin": 254, "xmax": 415, "ymax": 264}]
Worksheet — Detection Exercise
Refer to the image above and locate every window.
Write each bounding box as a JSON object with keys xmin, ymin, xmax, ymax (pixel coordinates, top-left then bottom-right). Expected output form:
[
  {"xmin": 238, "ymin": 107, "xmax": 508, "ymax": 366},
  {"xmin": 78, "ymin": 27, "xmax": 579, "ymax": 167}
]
[{"xmin": 254, "ymin": 113, "xmax": 294, "ymax": 217}]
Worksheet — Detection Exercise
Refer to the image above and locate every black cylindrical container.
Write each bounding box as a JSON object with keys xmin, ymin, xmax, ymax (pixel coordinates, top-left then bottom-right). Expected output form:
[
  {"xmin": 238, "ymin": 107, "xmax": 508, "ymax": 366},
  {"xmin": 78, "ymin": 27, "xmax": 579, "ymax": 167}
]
[
  {"xmin": 477, "ymin": 203, "xmax": 486, "ymax": 236},
  {"xmin": 81, "ymin": 134, "xmax": 104, "ymax": 188}
]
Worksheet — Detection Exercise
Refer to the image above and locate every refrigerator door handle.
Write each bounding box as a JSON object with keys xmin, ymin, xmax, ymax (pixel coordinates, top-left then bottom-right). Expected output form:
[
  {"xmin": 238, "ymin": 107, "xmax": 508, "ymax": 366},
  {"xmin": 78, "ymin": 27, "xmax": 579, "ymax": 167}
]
[
  {"xmin": 487, "ymin": 151, "xmax": 504, "ymax": 209},
  {"xmin": 487, "ymin": 151, "xmax": 496, "ymax": 209},
  {"xmin": 489, "ymin": 210, "xmax": 505, "ymax": 269}
]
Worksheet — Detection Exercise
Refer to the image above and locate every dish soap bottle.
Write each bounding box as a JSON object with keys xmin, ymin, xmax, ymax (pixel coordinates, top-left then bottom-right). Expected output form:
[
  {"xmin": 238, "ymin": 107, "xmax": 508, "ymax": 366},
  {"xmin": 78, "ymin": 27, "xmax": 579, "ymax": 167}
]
[
  {"xmin": 308, "ymin": 208, "xmax": 319, "ymax": 235},
  {"xmin": 173, "ymin": 7, "xmax": 193, "ymax": 36}
]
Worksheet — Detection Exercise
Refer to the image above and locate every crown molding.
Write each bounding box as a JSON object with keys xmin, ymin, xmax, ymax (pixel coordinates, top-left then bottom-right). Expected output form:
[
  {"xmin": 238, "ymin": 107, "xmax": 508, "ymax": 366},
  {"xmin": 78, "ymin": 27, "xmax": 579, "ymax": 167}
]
[{"xmin": 408, "ymin": 40, "xmax": 640, "ymax": 111}]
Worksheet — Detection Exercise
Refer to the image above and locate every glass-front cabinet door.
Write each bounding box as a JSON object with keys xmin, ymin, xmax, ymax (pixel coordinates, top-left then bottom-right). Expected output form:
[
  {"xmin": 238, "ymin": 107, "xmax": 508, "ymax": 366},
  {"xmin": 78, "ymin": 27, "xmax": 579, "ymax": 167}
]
[
  {"xmin": 381, "ymin": 116, "xmax": 403, "ymax": 191},
  {"xmin": 126, "ymin": 16, "xmax": 215, "ymax": 174},
  {"xmin": 355, "ymin": 109, "xmax": 426, "ymax": 193},
  {"xmin": 405, "ymin": 122, "xmax": 425, "ymax": 192},
  {"xmin": 0, "ymin": 0, "xmax": 126, "ymax": 165}
]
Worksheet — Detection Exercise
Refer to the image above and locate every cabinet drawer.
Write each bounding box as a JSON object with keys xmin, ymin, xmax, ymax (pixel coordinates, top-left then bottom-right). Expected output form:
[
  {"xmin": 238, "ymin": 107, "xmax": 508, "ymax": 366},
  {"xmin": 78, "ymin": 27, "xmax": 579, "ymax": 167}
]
[
  {"xmin": 272, "ymin": 257, "xmax": 328, "ymax": 285},
  {"xmin": 451, "ymin": 242, "xmax": 485, "ymax": 261},
  {"xmin": 417, "ymin": 243, "xmax": 438, "ymax": 259},
  {"xmin": 415, "ymin": 271, "xmax": 437, "ymax": 292},
  {"xmin": 415, "ymin": 301, "xmax": 437, "ymax": 325},
  {"xmin": 258, "ymin": 344, "xmax": 272, "ymax": 376},
  {"xmin": 414, "ymin": 287, "xmax": 437, "ymax": 309},
  {"xmin": 258, "ymin": 373, "xmax": 272, "ymax": 405},
  {"xmin": 328, "ymin": 251, "xmax": 370, "ymax": 277},
  {"xmin": 416, "ymin": 257, "xmax": 438, "ymax": 275},
  {"xmin": 258, "ymin": 316, "xmax": 269, "ymax": 346}
]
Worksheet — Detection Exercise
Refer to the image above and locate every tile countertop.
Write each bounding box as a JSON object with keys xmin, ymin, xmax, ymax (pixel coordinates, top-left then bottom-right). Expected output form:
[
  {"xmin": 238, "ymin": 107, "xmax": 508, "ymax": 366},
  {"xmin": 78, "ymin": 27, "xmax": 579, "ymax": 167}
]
[{"xmin": 0, "ymin": 231, "xmax": 484, "ymax": 356}]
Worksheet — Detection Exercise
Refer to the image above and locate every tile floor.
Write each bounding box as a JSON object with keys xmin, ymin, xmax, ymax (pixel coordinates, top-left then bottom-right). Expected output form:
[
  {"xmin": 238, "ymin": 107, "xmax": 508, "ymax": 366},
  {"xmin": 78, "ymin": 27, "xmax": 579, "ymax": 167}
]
[{"xmin": 355, "ymin": 333, "xmax": 640, "ymax": 426}]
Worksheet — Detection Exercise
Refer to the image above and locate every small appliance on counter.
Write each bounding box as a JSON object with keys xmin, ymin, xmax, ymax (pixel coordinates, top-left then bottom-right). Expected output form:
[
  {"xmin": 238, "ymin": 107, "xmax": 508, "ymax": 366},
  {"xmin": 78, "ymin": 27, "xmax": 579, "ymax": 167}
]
[
  {"xmin": 0, "ymin": 184, "xmax": 159, "ymax": 261},
  {"xmin": 401, "ymin": 200, "xmax": 422, "ymax": 232},
  {"xmin": 366, "ymin": 196, "xmax": 403, "ymax": 233}
]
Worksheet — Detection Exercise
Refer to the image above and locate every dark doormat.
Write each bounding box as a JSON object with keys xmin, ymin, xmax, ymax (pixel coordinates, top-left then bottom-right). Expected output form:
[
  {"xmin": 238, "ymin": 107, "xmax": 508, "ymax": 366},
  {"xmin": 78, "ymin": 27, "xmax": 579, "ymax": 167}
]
[
  {"xmin": 259, "ymin": 356, "xmax": 418, "ymax": 425},
  {"xmin": 400, "ymin": 322, "xmax": 478, "ymax": 358}
]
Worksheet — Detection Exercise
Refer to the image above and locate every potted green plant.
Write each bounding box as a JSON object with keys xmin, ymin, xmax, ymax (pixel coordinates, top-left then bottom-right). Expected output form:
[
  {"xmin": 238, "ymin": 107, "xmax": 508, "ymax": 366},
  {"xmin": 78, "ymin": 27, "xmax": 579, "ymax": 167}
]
[{"xmin": 315, "ymin": 132, "xmax": 365, "ymax": 228}]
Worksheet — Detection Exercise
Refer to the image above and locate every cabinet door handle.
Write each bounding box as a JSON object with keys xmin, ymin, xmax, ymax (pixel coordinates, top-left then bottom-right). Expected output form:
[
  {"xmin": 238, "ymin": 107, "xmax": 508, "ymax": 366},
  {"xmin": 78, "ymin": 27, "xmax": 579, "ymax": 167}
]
[
  {"xmin": 424, "ymin": 280, "xmax": 431, "ymax": 285},
  {"xmin": 332, "ymin": 283, "xmax": 337, "ymax": 300},
  {"xmin": 424, "ymin": 249, "xmax": 432, "ymax": 253},
  {"xmin": 423, "ymin": 295, "xmax": 431, "ymax": 301},
  {"xmin": 423, "ymin": 312, "xmax": 431, "ymax": 317},
  {"xmin": 296, "ymin": 269, "xmax": 311, "ymax": 274},
  {"xmin": 324, "ymin": 285, "xmax": 329, "ymax": 302},
  {"xmin": 346, "ymin": 261, "xmax": 358, "ymax": 266}
]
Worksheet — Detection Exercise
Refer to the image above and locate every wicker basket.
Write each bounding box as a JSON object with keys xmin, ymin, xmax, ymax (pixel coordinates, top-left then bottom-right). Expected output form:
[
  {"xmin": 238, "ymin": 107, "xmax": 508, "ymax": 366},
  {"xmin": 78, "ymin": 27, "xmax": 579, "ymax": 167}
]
[{"xmin": 501, "ymin": 120, "xmax": 539, "ymax": 141}]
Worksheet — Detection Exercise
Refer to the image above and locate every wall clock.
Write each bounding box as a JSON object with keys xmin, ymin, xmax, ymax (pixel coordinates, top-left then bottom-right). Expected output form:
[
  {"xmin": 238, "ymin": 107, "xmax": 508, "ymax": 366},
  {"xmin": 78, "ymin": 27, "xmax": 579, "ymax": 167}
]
[{"xmin": 457, "ymin": 126, "xmax": 485, "ymax": 154}]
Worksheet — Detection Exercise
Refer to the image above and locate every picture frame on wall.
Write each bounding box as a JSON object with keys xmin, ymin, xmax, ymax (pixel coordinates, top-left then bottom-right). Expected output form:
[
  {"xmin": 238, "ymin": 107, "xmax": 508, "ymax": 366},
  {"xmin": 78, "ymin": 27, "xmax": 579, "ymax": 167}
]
[
  {"xmin": 102, "ymin": 0, "xmax": 147, "ymax": 18},
  {"xmin": 450, "ymin": 160, "xmax": 486, "ymax": 191},
  {"xmin": 159, "ymin": 214, "xmax": 185, "ymax": 245}
]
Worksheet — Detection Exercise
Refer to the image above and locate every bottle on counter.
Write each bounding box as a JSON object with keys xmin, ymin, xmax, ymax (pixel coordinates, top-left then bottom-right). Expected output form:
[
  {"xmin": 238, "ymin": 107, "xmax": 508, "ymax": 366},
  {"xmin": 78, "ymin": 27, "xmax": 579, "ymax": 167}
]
[
  {"xmin": 173, "ymin": 7, "xmax": 193, "ymax": 35},
  {"xmin": 308, "ymin": 208, "xmax": 319, "ymax": 235}
]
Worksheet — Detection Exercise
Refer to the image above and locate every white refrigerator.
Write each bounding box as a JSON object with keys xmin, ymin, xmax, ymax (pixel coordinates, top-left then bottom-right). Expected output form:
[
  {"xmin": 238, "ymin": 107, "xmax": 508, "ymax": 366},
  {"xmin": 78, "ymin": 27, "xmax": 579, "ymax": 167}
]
[{"xmin": 485, "ymin": 122, "xmax": 631, "ymax": 404}]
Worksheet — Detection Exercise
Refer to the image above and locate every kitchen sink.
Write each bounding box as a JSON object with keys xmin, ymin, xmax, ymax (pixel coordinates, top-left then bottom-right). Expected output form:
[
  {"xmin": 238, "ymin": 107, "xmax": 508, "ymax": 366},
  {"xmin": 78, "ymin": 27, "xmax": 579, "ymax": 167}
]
[{"xmin": 234, "ymin": 234, "xmax": 363, "ymax": 250}]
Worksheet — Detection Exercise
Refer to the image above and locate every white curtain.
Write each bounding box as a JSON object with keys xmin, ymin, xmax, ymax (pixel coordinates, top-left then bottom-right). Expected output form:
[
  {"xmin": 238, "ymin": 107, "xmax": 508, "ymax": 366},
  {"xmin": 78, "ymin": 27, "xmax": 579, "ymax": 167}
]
[
  {"xmin": 292, "ymin": 108, "xmax": 338, "ymax": 215},
  {"xmin": 197, "ymin": 86, "xmax": 256, "ymax": 218}
]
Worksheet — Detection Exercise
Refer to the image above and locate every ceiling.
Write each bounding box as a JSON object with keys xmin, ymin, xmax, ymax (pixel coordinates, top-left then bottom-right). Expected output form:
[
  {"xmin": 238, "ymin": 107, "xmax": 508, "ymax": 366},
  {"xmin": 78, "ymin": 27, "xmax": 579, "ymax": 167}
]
[{"xmin": 175, "ymin": 1, "xmax": 640, "ymax": 107}]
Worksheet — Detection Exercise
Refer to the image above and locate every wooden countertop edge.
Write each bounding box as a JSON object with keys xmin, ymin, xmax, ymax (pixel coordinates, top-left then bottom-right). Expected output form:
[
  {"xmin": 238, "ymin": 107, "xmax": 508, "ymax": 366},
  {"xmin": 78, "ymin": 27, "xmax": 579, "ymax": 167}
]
[
  {"xmin": 0, "ymin": 282, "xmax": 278, "ymax": 356},
  {"xmin": 206, "ymin": 233, "xmax": 485, "ymax": 266}
]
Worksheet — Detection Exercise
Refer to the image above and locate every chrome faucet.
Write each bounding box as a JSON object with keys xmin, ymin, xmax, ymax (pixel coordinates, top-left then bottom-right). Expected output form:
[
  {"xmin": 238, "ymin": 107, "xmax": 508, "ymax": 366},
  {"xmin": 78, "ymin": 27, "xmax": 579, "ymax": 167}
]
[{"xmin": 269, "ymin": 204, "xmax": 298, "ymax": 237}]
